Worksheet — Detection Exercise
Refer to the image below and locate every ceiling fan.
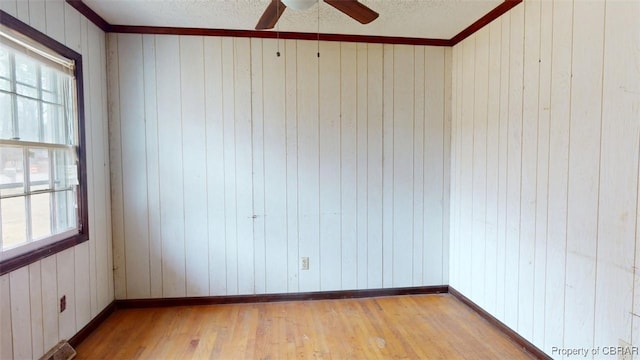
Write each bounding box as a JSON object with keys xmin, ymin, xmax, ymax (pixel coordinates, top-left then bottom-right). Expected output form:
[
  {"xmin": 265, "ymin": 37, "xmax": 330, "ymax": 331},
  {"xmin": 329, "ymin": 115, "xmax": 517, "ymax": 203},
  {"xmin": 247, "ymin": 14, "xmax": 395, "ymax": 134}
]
[{"xmin": 255, "ymin": 0, "xmax": 379, "ymax": 30}]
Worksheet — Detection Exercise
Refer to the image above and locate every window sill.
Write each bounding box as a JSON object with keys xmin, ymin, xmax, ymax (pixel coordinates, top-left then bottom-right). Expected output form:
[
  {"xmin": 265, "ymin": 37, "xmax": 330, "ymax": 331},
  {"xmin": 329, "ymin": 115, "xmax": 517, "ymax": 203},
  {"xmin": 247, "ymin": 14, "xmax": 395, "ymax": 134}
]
[{"xmin": 0, "ymin": 232, "xmax": 88, "ymax": 275}]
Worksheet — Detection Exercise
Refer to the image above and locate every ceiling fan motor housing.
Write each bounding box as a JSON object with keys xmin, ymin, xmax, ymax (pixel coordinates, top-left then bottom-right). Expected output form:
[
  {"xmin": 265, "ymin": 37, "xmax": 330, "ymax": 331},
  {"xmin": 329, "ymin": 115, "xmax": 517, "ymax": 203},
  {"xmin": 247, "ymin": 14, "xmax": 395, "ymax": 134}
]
[
  {"xmin": 281, "ymin": 0, "xmax": 317, "ymax": 11},
  {"xmin": 256, "ymin": 0, "xmax": 379, "ymax": 30}
]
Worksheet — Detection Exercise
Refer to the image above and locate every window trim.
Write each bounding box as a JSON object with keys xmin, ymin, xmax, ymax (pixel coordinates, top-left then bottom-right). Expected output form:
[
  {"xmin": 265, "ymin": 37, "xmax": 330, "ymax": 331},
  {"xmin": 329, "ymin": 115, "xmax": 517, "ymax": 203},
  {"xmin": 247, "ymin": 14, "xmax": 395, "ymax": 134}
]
[{"xmin": 0, "ymin": 10, "xmax": 89, "ymax": 275}]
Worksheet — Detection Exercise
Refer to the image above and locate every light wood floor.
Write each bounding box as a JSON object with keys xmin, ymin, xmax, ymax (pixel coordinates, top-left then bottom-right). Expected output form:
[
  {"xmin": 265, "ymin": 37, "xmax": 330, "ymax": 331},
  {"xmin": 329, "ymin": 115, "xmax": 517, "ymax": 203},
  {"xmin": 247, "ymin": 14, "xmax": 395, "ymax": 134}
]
[{"xmin": 75, "ymin": 294, "xmax": 535, "ymax": 359}]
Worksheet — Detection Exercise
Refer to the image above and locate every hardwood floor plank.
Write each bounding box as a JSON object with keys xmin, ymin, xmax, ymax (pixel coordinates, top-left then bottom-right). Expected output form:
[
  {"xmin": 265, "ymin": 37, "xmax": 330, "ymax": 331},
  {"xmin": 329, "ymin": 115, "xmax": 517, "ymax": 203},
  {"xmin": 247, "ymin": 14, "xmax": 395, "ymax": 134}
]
[{"xmin": 75, "ymin": 295, "xmax": 536, "ymax": 359}]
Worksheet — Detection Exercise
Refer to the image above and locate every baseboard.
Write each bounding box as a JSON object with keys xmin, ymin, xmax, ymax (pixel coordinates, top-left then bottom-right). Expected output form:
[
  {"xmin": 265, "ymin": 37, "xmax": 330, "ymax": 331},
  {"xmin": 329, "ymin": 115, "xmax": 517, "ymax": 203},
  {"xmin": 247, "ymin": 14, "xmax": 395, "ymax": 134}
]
[
  {"xmin": 448, "ymin": 286, "xmax": 552, "ymax": 360},
  {"xmin": 68, "ymin": 300, "xmax": 117, "ymax": 348},
  {"xmin": 115, "ymin": 285, "xmax": 449, "ymax": 308},
  {"xmin": 70, "ymin": 285, "xmax": 551, "ymax": 360}
]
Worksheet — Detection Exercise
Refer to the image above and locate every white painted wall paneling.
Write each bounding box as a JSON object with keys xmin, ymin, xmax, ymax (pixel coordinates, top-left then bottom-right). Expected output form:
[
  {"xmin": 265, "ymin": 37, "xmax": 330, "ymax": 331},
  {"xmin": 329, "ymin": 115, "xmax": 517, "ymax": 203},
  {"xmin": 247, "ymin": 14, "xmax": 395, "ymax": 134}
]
[
  {"xmin": 108, "ymin": 35, "xmax": 450, "ymax": 298},
  {"xmin": 516, "ymin": 0, "xmax": 540, "ymax": 342},
  {"xmin": 285, "ymin": 39, "xmax": 300, "ymax": 293},
  {"xmin": 249, "ymin": 38, "xmax": 266, "ymax": 295},
  {"xmin": 543, "ymin": 0, "xmax": 573, "ymax": 353},
  {"xmin": 319, "ymin": 41, "xmax": 342, "ymax": 291},
  {"xmin": 366, "ymin": 44, "xmax": 384, "ymax": 289},
  {"xmin": 597, "ymin": 0, "xmax": 639, "ymax": 352},
  {"xmin": 202, "ymin": 36, "xmax": 225, "ymax": 296},
  {"xmin": 563, "ymin": 0, "xmax": 605, "ymax": 351},
  {"xmin": 495, "ymin": 10, "xmax": 510, "ymax": 323},
  {"xmin": 340, "ymin": 42, "xmax": 357, "ymax": 289},
  {"xmin": 471, "ymin": 26, "xmax": 488, "ymax": 308},
  {"xmin": 234, "ymin": 38, "xmax": 256, "ymax": 295},
  {"xmin": 532, "ymin": 0, "xmax": 551, "ymax": 347},
  {"xmin": 181, "ymin": 36, "xmax": 209, "ymax": 297},
  {"xmin": 450, "ymin": 0, "xmax": 640, "ymax": 357},
  {"xmin": 424, "ymin": 47, "xmax": 447, "ymax": 286}
]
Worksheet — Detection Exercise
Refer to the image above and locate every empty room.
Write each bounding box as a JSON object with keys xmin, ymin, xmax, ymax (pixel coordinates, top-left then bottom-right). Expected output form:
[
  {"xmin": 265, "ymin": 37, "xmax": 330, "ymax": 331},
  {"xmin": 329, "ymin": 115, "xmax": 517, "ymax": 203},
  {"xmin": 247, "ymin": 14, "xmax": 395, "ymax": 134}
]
[{"xmin": 0, "ymin": 0, "xmax": 638, "ymax": 358}]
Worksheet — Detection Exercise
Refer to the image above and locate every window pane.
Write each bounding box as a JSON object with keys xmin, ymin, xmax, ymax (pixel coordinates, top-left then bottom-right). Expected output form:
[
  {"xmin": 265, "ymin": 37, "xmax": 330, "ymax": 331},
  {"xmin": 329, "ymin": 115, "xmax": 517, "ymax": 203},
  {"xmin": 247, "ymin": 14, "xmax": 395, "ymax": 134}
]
[
  {"xmin": 1, "ymin": 196, "xmax": 27, "ymax": 249},
  {"xmin": 29, "ymin": 148, "xmax": 50, "ymax": 191},
  {"xmin": 53, "ymin": 189, "xmax": 75, "ymax": 233},
  {"xmin": 42, "ymin": 90, "xmax": 56, "ymax": 104},
  {"xmin": 0, "ymin": 92, "xmax": 12, "ymax": 139},
  {"xmin": 16, "ymin": 83, "xmax": 37, "ymax": 98},
  {"xmin": 63, "ymin": 84, "xmax": 75, "ymax": 145},
  {"xmin": 43, "ymin": 103, "xmax": 65, "ymax": 144},
  {"xmin": 16, "ymin": 95, "xmax": 40, "ymax": 141},
  {"xmin": 0, "ymin": 46, "xmax": 9, "ymax": 92},
  {"xmin": 0, "ymin": 147, "xmax": 24, "ymax": 197},
  {"xmin": 41, "ymin": 68, "xmax": 59, "ymax": 104},
  {"xmin": 30, "ymin": 192, "xmax": 51, "ymax": 240},
  {"xmin": 53, "ymin": 148, "xmax": 75, "ymax": 189},
  {"xmin": 0, "ymin": 78, "xmax": 8, "ymax": 92},
  {"xmin": 14, "ymin": 54, "xmax": 37, "ymax": 89},
  {"xmin": 0, "ymin": 46, "xmax": 8, "ymax": 79}
]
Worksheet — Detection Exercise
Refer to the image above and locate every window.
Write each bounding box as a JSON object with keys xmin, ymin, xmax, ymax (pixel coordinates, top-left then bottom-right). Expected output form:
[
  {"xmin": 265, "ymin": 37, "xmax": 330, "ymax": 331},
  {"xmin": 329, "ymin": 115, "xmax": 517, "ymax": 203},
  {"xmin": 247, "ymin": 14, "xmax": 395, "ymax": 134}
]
[{"xmin": 0, "ymin": 12, "xmax": 88, "ymax": 274}]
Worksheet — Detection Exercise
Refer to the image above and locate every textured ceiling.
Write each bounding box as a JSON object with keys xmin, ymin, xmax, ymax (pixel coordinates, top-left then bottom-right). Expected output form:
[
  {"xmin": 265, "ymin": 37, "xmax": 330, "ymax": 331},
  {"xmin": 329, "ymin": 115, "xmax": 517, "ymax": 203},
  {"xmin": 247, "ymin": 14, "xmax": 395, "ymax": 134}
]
[{"xmin": 82, "ymin": 0, "xmax": 503, "ymax": 39}]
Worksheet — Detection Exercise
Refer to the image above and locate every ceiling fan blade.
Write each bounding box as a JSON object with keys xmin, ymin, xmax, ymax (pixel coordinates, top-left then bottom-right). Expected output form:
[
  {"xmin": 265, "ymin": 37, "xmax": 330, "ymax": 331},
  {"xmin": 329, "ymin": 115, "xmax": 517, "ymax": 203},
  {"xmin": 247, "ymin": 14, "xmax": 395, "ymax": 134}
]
[
  {"xmin": 323, "ymin": 0, "xmax": 378, "ymax": 24},
  {"xmin": 256, "ymin": 0, "xmax": 287, "ymax": 30}
]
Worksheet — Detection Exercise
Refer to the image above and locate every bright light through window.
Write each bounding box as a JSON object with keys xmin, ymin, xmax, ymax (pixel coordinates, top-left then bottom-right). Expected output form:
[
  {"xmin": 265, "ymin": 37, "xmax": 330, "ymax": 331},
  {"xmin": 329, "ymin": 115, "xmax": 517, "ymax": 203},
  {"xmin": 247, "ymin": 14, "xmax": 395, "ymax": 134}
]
[{"xmin": 0, "ymin": 20, "xmax": 86, "ymax": 267}]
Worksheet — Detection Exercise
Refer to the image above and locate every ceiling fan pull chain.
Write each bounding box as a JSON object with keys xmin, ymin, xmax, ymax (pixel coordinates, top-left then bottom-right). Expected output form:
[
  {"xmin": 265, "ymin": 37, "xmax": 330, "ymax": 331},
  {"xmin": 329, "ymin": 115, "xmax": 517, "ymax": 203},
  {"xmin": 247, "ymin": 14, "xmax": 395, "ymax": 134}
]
[
  {"xmin": 277, "ymin": 0, "xmax": 281, "ymax": 57},
  {"xmin": 317, "ymin": 1, "xmax": 320, "ymax": 58}
]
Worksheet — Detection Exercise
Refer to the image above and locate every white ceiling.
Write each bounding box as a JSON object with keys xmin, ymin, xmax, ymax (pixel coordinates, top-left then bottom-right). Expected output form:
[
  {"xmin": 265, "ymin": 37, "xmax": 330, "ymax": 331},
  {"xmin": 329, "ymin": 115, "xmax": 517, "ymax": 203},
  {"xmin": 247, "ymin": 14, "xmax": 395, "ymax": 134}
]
[{"xmin": 82, "ymin": 0, "xmax": 503, "ymax": 39}]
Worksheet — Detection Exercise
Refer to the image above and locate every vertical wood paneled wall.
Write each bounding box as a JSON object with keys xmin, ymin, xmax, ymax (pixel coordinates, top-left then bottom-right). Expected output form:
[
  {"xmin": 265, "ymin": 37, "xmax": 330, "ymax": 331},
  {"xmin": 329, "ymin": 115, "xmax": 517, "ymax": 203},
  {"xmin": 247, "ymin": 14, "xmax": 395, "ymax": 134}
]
[
  {"xmin": 107, "ymin": 34, "xmax": 451, "ymax": 299},
  {"xmin": 449, "ymin": 0, "xmax": 640, "ymax": 357},
  {"xmin": 0, "ymin": 1, "xmax": 113, "ymax": 359}
]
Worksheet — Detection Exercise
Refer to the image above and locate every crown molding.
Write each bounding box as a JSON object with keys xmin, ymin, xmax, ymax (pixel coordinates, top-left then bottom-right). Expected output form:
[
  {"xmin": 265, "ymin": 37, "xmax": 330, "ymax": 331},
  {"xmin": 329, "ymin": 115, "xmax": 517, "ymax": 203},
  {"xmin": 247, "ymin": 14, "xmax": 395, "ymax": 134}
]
[
  {"xmin": 450, "ymin": 0, "xmax": 521, "ymax": 45},
  {"xmin": 66, "ymin": 0, "xmax": 522, "ymax": 46}
]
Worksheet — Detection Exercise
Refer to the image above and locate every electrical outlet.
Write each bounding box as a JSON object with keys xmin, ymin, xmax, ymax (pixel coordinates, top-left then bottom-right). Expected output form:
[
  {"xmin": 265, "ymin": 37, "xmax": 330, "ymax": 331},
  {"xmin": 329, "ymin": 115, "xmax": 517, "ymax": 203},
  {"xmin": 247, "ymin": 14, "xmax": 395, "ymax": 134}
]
[
  {"xmin": 59, "ymin": 295, "xmax": 66, "ymax": 313},
  {"xmin": 301, "ymin": 257, "xmax": 309, "ymax": 270}
]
